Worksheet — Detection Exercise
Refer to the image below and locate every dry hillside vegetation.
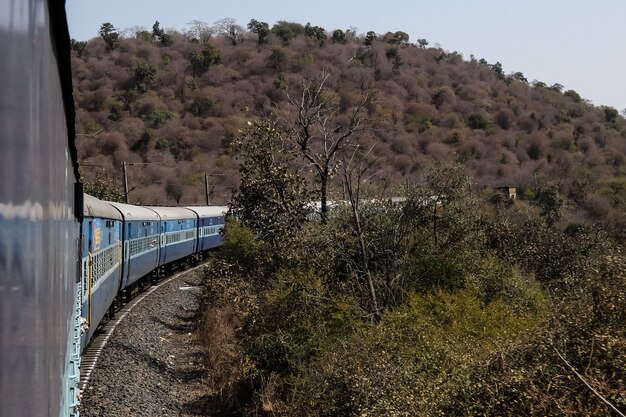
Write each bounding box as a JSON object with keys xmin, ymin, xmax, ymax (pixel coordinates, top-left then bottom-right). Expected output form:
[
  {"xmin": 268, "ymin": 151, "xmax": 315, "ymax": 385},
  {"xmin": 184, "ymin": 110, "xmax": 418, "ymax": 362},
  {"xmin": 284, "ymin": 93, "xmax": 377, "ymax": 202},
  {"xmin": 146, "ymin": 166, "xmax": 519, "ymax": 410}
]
[{"xmin": 73, "ymin": 20, "xmax": 625, "ymax": 227}]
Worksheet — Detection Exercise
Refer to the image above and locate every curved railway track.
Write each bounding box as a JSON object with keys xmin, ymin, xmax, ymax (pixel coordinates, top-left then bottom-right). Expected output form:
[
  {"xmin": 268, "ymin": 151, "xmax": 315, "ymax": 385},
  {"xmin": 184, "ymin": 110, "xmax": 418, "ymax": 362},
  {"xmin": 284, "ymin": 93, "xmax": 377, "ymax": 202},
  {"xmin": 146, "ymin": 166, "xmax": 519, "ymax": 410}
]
[{"xmin": 79, "ymin": 263, "xmax": 206, "ymax": 391}]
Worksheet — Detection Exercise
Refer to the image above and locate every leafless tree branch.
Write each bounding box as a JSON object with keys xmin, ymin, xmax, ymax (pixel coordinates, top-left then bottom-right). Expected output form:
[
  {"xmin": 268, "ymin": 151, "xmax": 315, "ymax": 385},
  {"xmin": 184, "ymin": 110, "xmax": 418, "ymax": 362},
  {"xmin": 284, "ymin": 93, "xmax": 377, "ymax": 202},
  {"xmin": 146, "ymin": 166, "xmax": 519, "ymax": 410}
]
[{"xmin": 554, "ymin": 348, "xmax": 625, "ymax": 417}]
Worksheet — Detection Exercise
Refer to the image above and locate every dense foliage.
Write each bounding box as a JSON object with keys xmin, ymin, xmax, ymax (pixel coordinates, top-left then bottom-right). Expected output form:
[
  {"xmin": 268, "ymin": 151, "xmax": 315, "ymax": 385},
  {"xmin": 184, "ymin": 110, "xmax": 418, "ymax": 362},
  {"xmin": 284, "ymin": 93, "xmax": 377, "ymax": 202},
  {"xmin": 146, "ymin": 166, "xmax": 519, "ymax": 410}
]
[{"xmin": 198, "ymin": 162, "xmax": 625, "ymax": 415}]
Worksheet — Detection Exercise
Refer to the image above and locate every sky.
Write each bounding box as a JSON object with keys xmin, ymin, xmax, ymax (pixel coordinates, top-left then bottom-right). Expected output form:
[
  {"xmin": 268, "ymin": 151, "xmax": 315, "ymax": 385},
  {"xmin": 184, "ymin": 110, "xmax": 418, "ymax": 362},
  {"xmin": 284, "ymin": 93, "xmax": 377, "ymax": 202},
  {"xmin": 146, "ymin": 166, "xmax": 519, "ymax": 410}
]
[{"xmin": 66, "ymin": 0, "xmax": 625, "ymax": 112}]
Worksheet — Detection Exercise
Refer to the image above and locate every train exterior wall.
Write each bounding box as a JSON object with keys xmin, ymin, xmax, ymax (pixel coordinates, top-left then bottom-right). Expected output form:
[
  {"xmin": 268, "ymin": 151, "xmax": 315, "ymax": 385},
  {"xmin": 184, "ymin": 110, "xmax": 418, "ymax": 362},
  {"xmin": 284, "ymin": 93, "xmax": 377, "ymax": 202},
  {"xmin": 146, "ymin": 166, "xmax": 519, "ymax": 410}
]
[
  {"xmin": 123, "ymin": 220, "xmax": 160, "ymax": 286},
  {"xmin": 0, "ymin": 1, "xmax": 81, "ymax": 416}
]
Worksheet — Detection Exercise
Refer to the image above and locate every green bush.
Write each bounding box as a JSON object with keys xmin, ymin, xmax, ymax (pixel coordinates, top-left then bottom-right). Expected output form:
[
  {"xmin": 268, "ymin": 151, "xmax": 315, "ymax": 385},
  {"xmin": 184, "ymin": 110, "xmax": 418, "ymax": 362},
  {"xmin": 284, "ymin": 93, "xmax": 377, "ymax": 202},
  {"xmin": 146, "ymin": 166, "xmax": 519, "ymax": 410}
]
[
  {"xmin": 465, "ymin": 255, "xmax": 546, "ymax": 314},
  {"xmin": 218, "ymin": 218, "xmax": 267, "ymax": 275},
  {"xmin": 403, "ymin": 251, "xmax": 466, "ymax": 292},
  {"xmin": 188, "ymin": 96, "xmax": 213, "ymax": 117},
  {"xmin": 288, "ymin": 289, "xmax": 546, "ymax": 416},
  {"xmin": 440, "ymin": 250, "xmax": 626, "ymax": 416},
  {"xmin": 144, "ymin": 108, "xmax": 173, "ymax": 128}
]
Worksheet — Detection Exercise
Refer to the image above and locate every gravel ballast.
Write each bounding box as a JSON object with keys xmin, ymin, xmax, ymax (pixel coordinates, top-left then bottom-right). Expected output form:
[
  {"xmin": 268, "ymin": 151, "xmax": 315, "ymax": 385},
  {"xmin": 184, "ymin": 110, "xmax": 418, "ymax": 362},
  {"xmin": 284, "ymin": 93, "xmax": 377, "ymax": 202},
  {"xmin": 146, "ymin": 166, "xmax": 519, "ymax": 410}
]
[{"xmin": 80, "ymin": 270, "xmax": 210, "ymax": 416}]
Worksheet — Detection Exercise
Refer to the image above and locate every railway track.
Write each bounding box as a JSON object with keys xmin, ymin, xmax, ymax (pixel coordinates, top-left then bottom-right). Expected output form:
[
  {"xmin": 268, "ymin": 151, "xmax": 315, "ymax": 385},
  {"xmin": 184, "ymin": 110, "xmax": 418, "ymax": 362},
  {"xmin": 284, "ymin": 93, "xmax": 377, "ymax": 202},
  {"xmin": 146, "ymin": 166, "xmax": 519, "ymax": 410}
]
[{"xmin": 79, "ymin": 263, "xmax": 206, "ymax": 391}]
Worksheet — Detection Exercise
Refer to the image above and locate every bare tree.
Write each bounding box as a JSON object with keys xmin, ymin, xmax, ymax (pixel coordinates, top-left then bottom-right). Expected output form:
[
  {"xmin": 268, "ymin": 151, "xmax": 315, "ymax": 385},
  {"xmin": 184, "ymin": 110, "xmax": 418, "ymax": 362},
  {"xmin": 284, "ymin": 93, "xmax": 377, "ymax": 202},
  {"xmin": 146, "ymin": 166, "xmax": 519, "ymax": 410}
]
[
  {"xmin": 281, "ymin": 69, "xmax": 373, "ymax": 222},
  {"xmin": 212, "ymin": 18, "xmax": 244, "ymax": 45},
  {"xmin": 185, "ymin": 20, "xmax": 213, "ymax": 43}
]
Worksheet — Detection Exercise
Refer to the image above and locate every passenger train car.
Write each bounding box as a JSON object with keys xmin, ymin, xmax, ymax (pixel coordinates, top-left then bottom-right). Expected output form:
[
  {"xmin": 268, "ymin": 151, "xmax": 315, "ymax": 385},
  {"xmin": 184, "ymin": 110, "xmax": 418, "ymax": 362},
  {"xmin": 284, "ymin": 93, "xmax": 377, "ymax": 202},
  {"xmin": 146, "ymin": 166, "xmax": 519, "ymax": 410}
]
[
  {"xmin": 188, "ymin": 206, "xmax": 227, "ymax": 251},
  {"xmin": 108, "ymin": 201, "xmax": 161, "ymax": 289},
  {"xmin": 79, "ymin": 196, "xmax": 227, "ymax": 352},
  {"xmin": 81, "ymin": 195, "xmax": 123, "ymax": 346},
  {"xmin": 1, "ymin": 1, "xmax": 82, "ymax": 416},
  {"xmin": 0, "ymin": 2, "xmax": 228, "ymax": 416}
]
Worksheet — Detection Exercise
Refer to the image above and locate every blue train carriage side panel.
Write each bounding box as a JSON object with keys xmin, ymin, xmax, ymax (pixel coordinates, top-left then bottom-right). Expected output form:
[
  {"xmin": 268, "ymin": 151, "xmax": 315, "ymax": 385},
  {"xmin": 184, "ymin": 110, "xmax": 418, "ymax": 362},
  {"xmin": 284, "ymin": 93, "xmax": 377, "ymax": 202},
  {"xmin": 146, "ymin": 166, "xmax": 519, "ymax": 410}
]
[
  {"xmin": 0, "ymin": 0, "xmax": 82, "ymax": 415},
  {"xmin": 186, "ymin": 206, "xmax": 227, "ymax": 251},
  {"xmin": 148, "ymin": 206, "xmax": 198, "ymax": 266},
  {"xmin": 80, "ymin": 195, "xmax": 123, "ymax": 348},
  {"xmin": 109, "ymin": 202, "xmax": 161, "ymax": 289}
]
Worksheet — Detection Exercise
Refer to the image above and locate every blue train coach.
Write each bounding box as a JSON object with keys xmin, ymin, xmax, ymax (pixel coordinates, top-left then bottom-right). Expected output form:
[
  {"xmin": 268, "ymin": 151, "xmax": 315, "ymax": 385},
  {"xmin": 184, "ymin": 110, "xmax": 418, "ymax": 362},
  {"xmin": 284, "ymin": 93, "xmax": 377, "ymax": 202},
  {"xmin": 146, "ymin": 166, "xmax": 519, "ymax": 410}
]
[
  {"xmin": 109, "ymin": 202, "xmax": 161, "ymax": 290},
  {"xmin": 0, "ymin": 0, "xmax": 83, "ymax": 415},
  {"xmin": 148, "ymin": 207, "xmax": 198, "ymax": 268},
  {"xmin": 81, "ymin": 195, "xmax": 123, "ymax": 347},
  {"xmin": 186, "ymin": 206, "xmax": 227, "ymax": 253}
]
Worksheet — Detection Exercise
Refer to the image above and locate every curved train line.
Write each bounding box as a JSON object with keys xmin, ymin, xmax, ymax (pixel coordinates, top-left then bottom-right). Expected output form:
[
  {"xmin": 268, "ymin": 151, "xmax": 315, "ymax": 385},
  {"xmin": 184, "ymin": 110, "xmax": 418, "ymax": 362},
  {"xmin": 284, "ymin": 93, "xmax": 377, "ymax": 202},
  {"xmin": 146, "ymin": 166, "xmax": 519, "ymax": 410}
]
[{"xmin": 79, "ymin": 263, "xmax": 207, "ymax": 391}]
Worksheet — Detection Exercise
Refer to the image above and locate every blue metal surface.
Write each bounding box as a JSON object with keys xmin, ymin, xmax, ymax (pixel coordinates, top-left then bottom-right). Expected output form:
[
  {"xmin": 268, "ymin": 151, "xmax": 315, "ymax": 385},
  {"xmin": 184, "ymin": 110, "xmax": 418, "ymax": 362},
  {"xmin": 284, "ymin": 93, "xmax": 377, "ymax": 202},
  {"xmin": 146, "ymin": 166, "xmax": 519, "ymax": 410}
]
[
  {"xmin": 0, "ymin": 1, "xmax": 81, "ymax": 415},
  {"xmin": 80, "ymin": 263, "xmax": 121, "ymax": 347},
  {"xmin": 160, "ymin": 235, "xmax": 196, "ymax": 264},
  {"xmin": 125, "ymin": 240, "xmax": 159, "ymax": 287}
]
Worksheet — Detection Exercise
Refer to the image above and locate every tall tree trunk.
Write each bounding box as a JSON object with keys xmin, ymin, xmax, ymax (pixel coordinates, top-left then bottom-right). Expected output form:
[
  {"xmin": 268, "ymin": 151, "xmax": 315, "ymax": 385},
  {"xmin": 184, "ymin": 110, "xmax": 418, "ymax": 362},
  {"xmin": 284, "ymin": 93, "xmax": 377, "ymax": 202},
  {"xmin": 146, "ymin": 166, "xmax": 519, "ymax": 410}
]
[
  {"xmin": 432, "ymin": 206, "xmax": 438, "ymax": 247},
  {"xmin": 320, "ymin": 172, "xmax": 328, "ymax": 223}
]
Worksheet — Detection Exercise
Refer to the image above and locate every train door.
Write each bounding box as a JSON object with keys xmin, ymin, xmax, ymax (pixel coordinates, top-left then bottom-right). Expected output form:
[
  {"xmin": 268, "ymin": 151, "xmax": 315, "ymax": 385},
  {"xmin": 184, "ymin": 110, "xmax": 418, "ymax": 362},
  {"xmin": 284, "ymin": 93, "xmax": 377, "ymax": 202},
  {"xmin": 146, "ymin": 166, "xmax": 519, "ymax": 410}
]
[
  {"xmin": 125, "ymin": 222, "xmax": 132, "ymax": 283},
  {"xmin": 159, "ymin": 220, "xmax": 166, "ymax": 265},
  {"xmin": 198, "ymin": 218, "xmax": 204, "ymax": 252},
  {"xmin": 125, "ymin": 222, "xmax": 131, "ymax": 261}
]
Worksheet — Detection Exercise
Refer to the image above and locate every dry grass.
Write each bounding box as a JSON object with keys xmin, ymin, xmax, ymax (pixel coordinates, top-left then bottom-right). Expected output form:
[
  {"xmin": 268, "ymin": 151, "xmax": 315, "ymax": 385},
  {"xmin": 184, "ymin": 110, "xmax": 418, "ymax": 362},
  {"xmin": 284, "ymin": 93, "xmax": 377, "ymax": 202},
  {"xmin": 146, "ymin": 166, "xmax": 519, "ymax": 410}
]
[{"xmin": 197, "ymin": 304, "xmax": 255, "ymax": 412}]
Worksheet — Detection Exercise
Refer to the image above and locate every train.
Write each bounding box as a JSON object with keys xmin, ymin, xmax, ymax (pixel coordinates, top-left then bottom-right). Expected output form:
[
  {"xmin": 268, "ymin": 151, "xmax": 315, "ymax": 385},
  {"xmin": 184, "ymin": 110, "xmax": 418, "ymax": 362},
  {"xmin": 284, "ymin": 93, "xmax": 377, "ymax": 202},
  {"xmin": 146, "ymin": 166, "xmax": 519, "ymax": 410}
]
[
  {"xmin": 0, "ymin": 1, "xmax": 226, "ymax": 416},
  {"xmin": 80, "ymin": 196, "xmax": 226, "ymax": 348}
]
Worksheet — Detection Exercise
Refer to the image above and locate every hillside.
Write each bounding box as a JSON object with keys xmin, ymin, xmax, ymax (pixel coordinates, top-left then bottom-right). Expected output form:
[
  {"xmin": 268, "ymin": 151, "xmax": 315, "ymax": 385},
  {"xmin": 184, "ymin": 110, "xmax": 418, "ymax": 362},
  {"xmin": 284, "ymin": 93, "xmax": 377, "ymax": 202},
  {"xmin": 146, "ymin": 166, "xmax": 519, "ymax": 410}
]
[{"xmin": 71, "ymin": 20, "xmax": 625, "ymax": 226}]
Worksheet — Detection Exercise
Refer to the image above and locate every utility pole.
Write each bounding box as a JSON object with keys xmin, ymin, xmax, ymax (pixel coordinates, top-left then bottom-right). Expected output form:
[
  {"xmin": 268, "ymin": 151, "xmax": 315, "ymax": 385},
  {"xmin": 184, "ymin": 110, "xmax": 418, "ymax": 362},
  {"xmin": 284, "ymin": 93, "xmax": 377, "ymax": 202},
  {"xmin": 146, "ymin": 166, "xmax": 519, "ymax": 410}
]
[
  {"xmin": 122, "ymin": 161, "xmax": 129, "ymax": 203},
  {"xmin": 205, "ymin": 173, "xmax": 225, "ymax": 205},
  {"xmin": 205, "ymin": 173, "xmax": 210, "ymax": 205},
  {"xmin": 122, "ymin": 161, "xmax": 169, "ymax": 204}
]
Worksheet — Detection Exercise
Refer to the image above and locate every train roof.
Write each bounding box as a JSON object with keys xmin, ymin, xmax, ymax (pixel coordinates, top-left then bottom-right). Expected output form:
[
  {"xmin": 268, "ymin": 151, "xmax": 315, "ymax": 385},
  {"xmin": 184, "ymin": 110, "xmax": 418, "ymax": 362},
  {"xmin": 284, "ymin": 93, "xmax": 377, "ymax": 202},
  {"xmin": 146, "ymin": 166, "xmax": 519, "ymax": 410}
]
[
  {"xmin": 146, "ymin": 206, "xmax": 197, "ymax": 220},
  {"xmin": 84, "ymin": 194, "xmax": 123, "ymax": 220},
  {"xmin": 185, "ymin": 206, "xmax": 228, "ymax": 218},
  {"xmin": 108, "ymin": 202, "xmax": 161, "ymax": 221}
]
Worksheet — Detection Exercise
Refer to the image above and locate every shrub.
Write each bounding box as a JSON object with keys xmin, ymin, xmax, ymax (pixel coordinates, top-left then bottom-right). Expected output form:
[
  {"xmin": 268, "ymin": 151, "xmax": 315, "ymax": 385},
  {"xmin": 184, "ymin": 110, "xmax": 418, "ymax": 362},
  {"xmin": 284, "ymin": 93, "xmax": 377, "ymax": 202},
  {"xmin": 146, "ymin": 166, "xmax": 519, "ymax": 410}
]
[
  {"xmin": 144, "ymin": 108, "xmax": 173, "ymax": 127},
  {"xmin": 440, "ymin": 249, "xmax": 626, "ymax": 416},
  {"xmin": 467, "ymin": 113, "xmax": 488, "ymax": 129},
  {"xmin": 188, "ymin": 96, "xmax": 213, "ymax": 117},
  {"xmin": 218, "ymin": 218, "xmax": 267, "ymax": 275},
  {"xmin": 288, "ymin": 289, "xmax": 545, "ymax": 416}
]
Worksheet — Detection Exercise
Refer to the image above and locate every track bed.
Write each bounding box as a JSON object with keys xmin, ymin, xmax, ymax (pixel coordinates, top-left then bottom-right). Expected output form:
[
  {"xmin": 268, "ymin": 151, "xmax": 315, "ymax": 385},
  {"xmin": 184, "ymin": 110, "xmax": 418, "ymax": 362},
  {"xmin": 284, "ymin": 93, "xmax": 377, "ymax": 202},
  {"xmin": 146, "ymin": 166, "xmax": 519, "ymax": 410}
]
[{"xmin": 79, "ymin": 269, "xmax": 209, "ymax": 416}]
